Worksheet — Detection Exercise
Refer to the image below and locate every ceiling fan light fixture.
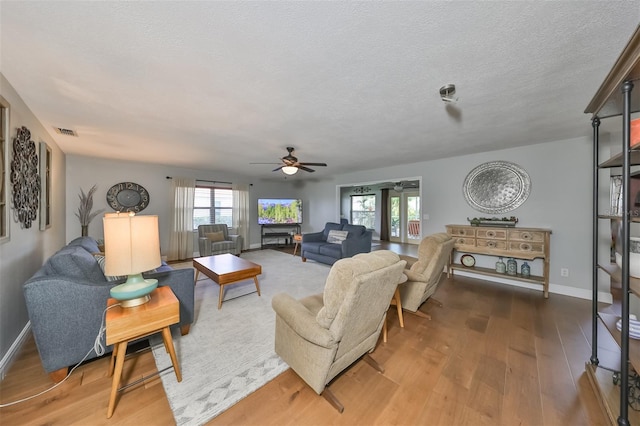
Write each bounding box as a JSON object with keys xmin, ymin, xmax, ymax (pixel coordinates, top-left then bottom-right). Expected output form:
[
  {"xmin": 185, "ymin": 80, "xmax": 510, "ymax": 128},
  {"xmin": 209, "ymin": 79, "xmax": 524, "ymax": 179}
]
[
  {"xmin": 394, "ymin": 183, "xmax": 404, "ymax": 192},
  {"xmin": 282, "ymin": 166, "xmax": 298, "ymax": 175}
]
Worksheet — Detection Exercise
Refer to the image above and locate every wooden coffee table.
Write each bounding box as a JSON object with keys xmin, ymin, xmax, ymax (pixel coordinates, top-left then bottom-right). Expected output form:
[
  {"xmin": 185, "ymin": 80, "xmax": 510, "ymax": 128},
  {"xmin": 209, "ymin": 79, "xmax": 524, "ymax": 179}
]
[{"xmin": 193, "ymin": 254, "xmax": 262, "ymax": 309}]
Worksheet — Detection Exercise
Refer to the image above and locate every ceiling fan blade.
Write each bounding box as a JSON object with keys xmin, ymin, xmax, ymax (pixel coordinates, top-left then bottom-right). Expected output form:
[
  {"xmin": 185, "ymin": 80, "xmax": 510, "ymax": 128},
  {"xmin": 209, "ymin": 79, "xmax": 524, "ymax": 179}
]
[
  {"xmin": 272, "ymin": 166, "xmax": 284, "ymax": 172},
  {"xmin": 298, "ymin": 162, "xmax": 327, "ymax": 167},
  {"xmin": 297, "ymin": 165, "xmax": 315, "ymax": 173}
]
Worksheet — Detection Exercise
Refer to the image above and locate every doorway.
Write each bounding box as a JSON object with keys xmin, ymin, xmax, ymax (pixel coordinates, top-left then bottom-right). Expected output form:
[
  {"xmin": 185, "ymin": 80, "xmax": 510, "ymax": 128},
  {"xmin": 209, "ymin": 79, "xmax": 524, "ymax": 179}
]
[{"xmin": 389, "ymin": 190, "xmax": 421, "ymax": 244}]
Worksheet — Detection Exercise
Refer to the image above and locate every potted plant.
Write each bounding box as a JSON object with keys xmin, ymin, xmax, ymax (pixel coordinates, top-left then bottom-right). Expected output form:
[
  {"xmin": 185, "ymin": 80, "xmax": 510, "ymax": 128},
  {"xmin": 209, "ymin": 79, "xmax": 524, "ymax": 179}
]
[{"xmin": 75, "ymin": 185, "xmax": 104, "ymax": 236}]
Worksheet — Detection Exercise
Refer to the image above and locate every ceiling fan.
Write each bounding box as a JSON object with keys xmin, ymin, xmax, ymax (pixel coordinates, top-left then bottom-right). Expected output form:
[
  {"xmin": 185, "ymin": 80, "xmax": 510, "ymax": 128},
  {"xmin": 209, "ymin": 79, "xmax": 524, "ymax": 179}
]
[
  {"xmin": 253, "ymin": 147, "xmax": 327, "ymax": 175},
  {"xmin": 384, "ymin": 181, "xmax": 419, "ymax": 192}
]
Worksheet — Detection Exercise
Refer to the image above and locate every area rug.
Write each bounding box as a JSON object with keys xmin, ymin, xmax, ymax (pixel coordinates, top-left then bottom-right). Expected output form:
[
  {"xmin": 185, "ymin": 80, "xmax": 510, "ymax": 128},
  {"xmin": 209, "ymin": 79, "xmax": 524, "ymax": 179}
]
[{"xmin": 151, "ymin": 250, "xmax": 330, "ymax": 425}]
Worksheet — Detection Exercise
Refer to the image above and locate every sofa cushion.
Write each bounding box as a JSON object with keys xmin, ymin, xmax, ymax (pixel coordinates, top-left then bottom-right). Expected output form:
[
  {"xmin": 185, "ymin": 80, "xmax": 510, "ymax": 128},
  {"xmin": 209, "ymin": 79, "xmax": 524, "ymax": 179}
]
[
  {"xmin": 67, "ymin": 236, "xmax": 101, "ymax": 254},
  {"xmin": 322, "ymin": 222, "xmax": 343, "ymax": 240},
  {"xmin": 92, "ymin": 253, "xmax": 127, "ymax": 282},
  {"xmin": 319, "ymin": 243, "xmax": 342, "ymax": 258},
  {"xmin": 326, "ymin": 230, "xmax": 348, "ymax": 244},
  {"xmin": 302, "ymin": 242, "xmax": 323, "ymax": 255},
  {"xmin": 43, "ymin": 246, "xmax": 106, "ymax": 283},
  {"xmin": 342, "ymin": 224, "xmax": 366, "ymax": 237},
  {"xmin": 206, "ymin": 231, "xmax": 225, "ymax": 242}
]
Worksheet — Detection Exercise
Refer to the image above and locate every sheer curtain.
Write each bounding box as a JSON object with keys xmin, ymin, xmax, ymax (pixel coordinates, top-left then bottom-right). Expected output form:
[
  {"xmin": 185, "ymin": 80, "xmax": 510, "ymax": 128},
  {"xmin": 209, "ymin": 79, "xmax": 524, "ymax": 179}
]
[
  {"xmin": 167, "ymin": 177, "xmax": 195, "ymax": 261},
  {"xmin": 232, "ymin": 183, "xmax": 250, "ymax": 251}
]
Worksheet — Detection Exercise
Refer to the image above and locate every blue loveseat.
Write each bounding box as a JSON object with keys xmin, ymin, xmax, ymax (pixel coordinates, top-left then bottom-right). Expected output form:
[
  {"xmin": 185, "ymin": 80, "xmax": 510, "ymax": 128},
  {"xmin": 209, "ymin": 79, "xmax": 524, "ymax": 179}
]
[
  {"xmin": 301, "ymin": 222, "xmax": 373, "ymax": 265},
  {"xmin": 23, "ymin": 236, "xmax": 195, "ymax": 382}
]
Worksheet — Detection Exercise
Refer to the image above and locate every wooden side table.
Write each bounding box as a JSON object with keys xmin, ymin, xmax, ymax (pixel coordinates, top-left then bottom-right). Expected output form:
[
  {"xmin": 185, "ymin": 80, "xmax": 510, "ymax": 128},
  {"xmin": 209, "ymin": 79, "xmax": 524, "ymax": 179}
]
[
  {"xmin": 292, "ymin": 234, "xmax": 302, "ymax": 256},
  {"xmin": 106, "ymin": 286, "xmax": 182, "ymax": 418}
]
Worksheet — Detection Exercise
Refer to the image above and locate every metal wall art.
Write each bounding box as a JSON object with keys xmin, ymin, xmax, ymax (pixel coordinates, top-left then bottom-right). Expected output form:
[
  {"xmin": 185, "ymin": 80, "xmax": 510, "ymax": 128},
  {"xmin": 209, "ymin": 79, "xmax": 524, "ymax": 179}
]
[
  {"xmin": 463, "ymin": 160, "xmax": 531, "ymax": 214},
  {"xmin": 10, "ymin": 126, "xmax": 40, "ymax": 228}
]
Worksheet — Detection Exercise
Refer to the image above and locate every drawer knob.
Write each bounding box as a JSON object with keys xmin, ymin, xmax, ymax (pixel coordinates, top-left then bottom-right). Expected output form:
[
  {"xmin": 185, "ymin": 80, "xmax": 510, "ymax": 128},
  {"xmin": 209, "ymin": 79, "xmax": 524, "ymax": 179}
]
[
  {"xmin": 522, "ymin": 232, "xmax": 532, "ymax": 240},
  {"xmin": 520, "ymin": 243, "xmax": 532, "ymax": 251},
  {"xmin": 457, "ymin": 238, "xmax": 465, "ymax": 244},
  {"xmin": 459, "ymin": 230, "xmax": 466, "ymax": 236},
  {"xmin": 487, "ymin": 230, "xmax": 496, "ymax": 238},
  {"xmin": 487, "ymin": 241, "xmax": 496, "ymax": 248}
]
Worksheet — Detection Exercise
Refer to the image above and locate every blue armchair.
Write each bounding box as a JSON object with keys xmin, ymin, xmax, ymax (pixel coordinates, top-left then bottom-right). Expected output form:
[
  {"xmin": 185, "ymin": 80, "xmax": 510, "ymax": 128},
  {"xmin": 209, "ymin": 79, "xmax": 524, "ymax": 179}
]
[{"xmin": 301, "ymin": 222, "xmax": 372, "ymax": 265}]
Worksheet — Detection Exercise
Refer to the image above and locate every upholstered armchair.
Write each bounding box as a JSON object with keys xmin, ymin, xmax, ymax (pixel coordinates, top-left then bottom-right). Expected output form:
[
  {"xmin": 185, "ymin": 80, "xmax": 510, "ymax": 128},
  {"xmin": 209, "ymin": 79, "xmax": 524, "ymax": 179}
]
[
  {"xmin": 272, "ymin": 250, "xmax": 406, "ymax": 412},
  {"xmin": 197, "ymin": 224, "xmax": 243, "ymax": 256},
  {"xmin": 398, "ymin": 232, "xmax": 455, "ymax": 320}
]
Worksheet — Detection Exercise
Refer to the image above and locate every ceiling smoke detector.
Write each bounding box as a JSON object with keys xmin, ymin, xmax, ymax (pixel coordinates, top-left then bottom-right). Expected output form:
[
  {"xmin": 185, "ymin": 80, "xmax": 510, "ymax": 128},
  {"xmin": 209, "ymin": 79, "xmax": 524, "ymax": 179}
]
[{"xmin": 439, "ymin": 84, "xmax": 458, "ymax": 103}]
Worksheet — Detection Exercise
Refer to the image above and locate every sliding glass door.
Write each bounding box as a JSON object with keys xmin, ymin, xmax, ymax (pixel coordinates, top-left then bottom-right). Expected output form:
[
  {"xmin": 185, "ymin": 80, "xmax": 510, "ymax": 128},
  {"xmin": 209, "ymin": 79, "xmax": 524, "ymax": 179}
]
[{"xmin": 388, "ymin": 191, "xmax": 420, "ymax": 244}]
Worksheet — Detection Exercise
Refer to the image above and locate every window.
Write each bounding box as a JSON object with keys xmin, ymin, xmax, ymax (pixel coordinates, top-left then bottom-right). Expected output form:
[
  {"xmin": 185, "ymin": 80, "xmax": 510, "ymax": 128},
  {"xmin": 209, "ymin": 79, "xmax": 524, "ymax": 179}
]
[
  {"xmin": 193, "ymin": 186, "xmax": 233, "ymax": 229},
  {"xmin": 0, "ymin": 97, "xmax": 8, "ymax": 240},
  {"xmin": 351, "ymin": 194, "xmax": 375, "ymax": 229}
]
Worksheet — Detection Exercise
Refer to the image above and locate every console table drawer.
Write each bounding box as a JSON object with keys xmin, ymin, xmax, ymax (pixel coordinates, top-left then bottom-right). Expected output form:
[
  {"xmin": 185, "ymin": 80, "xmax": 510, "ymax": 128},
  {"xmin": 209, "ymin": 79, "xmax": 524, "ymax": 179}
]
[
  {"xmin": 508, "ymin": 241, "xmax": 545, "ymax": 254},
  {"xmin": 477, "ymin": 229, "xmax": 507, "ymax": 239},
  {"xmin": 508, "ymin": 230, "xmax": 545, "ymax": 242},
  {"xmin": 453, "ymin": 237, "xmax": 476, "ymax": 248},
  {"xmin": 449, "ymin": 227, "xmax": 476, "ymax": 237},
  {"xmin": 477, "ymin": 239, "xmax": 508, "ymax": 250}
]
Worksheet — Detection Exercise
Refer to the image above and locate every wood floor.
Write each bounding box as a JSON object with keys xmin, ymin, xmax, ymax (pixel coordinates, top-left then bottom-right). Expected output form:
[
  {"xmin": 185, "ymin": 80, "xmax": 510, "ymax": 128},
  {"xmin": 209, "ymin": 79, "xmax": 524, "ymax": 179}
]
[{"xmin": 0, "ymin": 244, "xmax": 614, "ymax": 425}]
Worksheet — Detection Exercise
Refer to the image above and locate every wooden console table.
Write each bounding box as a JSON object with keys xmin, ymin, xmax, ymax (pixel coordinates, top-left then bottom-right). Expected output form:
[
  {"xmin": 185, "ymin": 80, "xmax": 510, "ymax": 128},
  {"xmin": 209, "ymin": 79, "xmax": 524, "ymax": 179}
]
[{"xmin": 446, "ymin": 224, "xmax": 552, "ymax": 298}]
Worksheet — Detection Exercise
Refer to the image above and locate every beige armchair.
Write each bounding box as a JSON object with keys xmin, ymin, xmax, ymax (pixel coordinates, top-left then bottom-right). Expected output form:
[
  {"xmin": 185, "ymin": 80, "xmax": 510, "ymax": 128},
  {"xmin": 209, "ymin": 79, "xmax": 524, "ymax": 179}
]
[
  {"xmin": 272, "ymin": 250, "xmax": 406, "ymax": 412},
  {"xmin": 197, "ymin": 224, "xmax": 243, "ymax": 257},
  {"xmin": 398, "ymin": 232, "xmax": 455, "ymax": 320}
]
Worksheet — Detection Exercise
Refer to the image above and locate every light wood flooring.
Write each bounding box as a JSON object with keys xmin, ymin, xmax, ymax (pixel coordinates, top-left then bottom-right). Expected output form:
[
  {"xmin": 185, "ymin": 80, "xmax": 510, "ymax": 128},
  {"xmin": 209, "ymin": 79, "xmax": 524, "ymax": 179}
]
[{"xmin": 0, "ymin": 244, "xmax": 614, "ymax": 425}]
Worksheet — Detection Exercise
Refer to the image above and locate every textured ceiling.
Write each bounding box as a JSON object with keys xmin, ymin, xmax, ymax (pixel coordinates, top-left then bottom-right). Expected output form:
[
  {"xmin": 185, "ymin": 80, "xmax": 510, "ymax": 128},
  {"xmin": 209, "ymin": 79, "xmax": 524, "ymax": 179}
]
[{"xmin": 1, "ymin": 2, "xmax": 639, "ymax": 180}]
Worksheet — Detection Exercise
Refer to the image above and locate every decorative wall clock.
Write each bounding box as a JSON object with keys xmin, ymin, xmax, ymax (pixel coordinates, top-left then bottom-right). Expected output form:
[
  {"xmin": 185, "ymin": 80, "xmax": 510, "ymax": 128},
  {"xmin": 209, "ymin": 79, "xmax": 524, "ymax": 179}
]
[
  {"xmin": 10, "ymin": 126, "xmax": 40, "ymax": 228},
  {"xmin": 106, "ymin": 182, "xmax": 150, "ymax": 212}
]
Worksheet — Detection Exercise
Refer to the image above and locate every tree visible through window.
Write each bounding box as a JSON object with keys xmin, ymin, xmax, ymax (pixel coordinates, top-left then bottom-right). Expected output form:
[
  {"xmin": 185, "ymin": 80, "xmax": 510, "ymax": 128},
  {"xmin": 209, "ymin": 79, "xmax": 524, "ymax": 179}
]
[
  {"xmin": 193, "ymin": 186, "xmax": 233, "ymax": 230},
  {"xmin": 351, "ymin": 194, "xmax": 375, "ymax": 229}
]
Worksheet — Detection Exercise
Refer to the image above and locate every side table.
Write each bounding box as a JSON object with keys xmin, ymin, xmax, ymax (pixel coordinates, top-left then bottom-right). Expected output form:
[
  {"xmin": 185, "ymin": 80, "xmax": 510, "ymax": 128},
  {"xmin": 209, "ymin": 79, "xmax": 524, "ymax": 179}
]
[
  {"xmin": 292, "ymin": 234, "xmax": 302, "ymax": 256},
  {"xmin": 106, "ymin": 286, "xmax": 182, "ymax": 418}
]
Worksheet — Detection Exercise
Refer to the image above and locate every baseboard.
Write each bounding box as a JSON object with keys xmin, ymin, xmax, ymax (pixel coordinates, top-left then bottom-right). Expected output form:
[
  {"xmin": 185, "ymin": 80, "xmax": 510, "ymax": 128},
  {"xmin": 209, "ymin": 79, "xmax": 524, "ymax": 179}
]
[
  {"xmin": 0, "ymin": 321, "xmax": 31, "ymax": 381},
  {"xmin": 452, "ymin": 269, "xmax": 612, "ymax": 303}
]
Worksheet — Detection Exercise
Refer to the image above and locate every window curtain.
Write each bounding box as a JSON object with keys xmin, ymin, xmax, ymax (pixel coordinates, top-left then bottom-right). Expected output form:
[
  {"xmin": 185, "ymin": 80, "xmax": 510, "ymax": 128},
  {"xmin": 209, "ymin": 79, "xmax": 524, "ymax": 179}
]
[
  {"xmin": 380, "ymin": 188, "xmax": 390, "ymax": 241},
  {"xmin": 167, "ymin": 177, "xmax": 195, "ymax": 261},
  {"xmin": 232, "ymin": 183, "xmax": 250, "ymax": 251}
]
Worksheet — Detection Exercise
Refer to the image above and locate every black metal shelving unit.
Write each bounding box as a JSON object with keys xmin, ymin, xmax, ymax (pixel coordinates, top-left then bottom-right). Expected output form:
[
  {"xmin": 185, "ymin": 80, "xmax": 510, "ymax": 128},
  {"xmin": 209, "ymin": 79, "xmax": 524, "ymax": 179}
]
[{"xmin": 585, "ymin": 25, "xmax": 640, "ymax": 426}]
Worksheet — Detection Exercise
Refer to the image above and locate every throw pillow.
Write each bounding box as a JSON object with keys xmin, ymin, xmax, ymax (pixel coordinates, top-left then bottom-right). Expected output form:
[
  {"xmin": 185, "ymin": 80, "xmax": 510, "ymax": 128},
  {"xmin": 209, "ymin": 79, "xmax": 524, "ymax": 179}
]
[
  {"xmin": 92, "ymin": 253, "xmax": 126, "ymax": 282},
  {"xmin": 205, "ymin": 231, "xmax": 225, "ymax": 242},
  {"xmin": 326, "ymin": 230, "xmax": 348, "ymax": 244}
]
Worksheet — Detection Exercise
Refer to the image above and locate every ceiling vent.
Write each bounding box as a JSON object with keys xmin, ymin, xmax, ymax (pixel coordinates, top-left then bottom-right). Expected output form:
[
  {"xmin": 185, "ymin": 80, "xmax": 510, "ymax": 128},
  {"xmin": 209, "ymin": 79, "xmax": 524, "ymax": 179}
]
[{"xmin": 53, "ymin": 127, "xmax": 78, "ymax": 137}]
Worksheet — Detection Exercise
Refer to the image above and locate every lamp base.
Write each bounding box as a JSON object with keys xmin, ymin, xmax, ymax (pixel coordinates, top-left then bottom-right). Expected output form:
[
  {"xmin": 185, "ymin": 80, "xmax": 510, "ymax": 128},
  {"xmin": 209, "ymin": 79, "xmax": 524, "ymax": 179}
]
[
  {"xmin": 110, "ymin": 274, "xmax": 158, "ymax": 308},
  {"xmin": 119, "ymin": 294, "xmax": 152, "ymax": 308}
]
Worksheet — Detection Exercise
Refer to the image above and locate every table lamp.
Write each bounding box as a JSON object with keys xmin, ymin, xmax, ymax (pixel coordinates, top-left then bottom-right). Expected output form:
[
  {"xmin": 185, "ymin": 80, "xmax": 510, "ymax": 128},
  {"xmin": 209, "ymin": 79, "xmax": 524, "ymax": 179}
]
[{"xmin": 104, "ymin": 212, "xmax": 161, "ymax": 307}]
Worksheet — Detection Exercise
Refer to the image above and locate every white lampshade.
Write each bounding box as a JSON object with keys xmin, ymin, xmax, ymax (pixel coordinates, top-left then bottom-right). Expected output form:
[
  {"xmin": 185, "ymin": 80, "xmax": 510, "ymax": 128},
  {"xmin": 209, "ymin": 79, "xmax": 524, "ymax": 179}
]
[
  {"xmin": 282, "ymin": 166, "xmax": 298, "ymax": 175},
  {"xmin": 104, "ymin": 214, "xmax": 161, "ymax": 276},
  {"xmin": 104, "ymin": 213, "xmax": 161, "ymax": 307}
]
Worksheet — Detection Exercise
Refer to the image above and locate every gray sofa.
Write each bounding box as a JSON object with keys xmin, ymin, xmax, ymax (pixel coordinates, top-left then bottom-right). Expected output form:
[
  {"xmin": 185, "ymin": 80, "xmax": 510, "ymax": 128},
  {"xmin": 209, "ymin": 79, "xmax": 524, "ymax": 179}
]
[
  {"xmin": 23, "ymin": 236, "xmax": 195, "ymax": 382},
  {"xmin": 301, "ymin": 222, "xmax": 373, "ymax": 265}
]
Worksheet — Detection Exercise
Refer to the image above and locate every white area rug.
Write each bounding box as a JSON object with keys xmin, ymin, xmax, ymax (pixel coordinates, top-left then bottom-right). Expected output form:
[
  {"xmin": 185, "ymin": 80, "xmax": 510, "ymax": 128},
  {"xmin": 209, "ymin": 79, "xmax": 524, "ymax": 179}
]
[{"xmin": 151, "ymin": 250, "xmax": 330, "ymax": 425}]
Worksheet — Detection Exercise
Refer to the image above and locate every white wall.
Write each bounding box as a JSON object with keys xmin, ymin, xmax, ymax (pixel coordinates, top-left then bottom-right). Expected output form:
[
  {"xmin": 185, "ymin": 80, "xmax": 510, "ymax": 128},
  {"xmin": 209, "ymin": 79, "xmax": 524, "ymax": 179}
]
[
  {"xmin": 0, "ymin": 74, "xmax": 66, "ymax": 374},
  {"xmin": 65, "ymin": 155, "xmax": 304, "ymax": 252},
  {"xmin": 302, "ymin": 137, "xmax": 595, "ymax": 298}
]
